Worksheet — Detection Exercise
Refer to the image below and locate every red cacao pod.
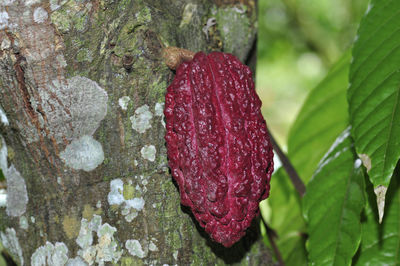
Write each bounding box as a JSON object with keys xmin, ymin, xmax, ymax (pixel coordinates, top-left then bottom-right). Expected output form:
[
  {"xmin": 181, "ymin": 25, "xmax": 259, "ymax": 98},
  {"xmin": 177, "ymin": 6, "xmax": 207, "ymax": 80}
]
[{"xmin": 164, "ymin": 51, "xmax": 274, "ymax": 247}]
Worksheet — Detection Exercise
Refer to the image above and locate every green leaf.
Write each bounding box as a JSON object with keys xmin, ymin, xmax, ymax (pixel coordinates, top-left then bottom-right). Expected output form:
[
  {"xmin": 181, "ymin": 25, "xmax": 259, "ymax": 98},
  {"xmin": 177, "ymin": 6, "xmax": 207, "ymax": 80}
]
[
  {"xmin": 303, "ymin": 130, "xmax": 366, "ymax": 266},
  {"xmin": 348, "ymin": 0, "xmax": 400, "ymax": 218},
  {"xmin": 288, "ymin": 51, "xmax": 351, "ymax": 182},
  {"xmin": 354, "ymin": 163, "xmax": 400, "ymax": 265}
]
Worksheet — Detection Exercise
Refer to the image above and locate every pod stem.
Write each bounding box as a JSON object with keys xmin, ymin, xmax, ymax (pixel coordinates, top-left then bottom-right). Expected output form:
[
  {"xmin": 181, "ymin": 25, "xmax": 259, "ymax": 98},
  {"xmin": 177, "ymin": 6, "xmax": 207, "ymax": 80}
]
[
  {"xmin": 268, "ymin": 131, "xmax": 306, "ymax": 197},
  {"xmin": 162, "ymin": 47, "xmax": 195, "ymax": 70}
]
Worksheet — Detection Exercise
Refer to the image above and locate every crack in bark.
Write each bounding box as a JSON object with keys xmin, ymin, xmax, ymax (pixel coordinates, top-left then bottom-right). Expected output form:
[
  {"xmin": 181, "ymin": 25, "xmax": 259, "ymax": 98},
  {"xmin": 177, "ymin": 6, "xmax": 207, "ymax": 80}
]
[
  {"xmin": 14, "ymin": 54, "xmax": 37, "ymax": 121},
  {"xmin": 5, "ymin": 31, "xmax": 60, "ymax": 169}
]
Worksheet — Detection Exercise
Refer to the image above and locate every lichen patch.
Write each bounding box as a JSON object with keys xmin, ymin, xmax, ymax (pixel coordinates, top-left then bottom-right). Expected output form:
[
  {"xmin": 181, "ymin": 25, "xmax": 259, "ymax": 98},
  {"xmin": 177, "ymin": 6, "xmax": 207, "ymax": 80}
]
[
  {"xmin": 60, "ymin": 135, "xmax": 104, "ymax": 172},
  {"xmin": 0, "ymin": 136, "xmax": 7, "ymax": 172},
  {"xmin": 33, "ymin": 7, "xmax": 48, "ymax": 24},
  {"xmin": 107, "ymin": 179, "xmax": 145, "ymax": 222},
  {"xmin": 6, "ymin": 165, "xmax": 29, "ymax": 217},
  {"xmin": 76, "ymin": 215, "xmax": 122, "ymax": 265},
  {"xmin": 173, "ymin": 250, "xmax": 178, "ymax": 260},
  {"xmin": 49, "ymin": 0, "xmax": 68, "ymax": 11},
  {"xmin": 0, "ymin": 10, "xmax": 10, "ymax": 30},
  {"xmin": 108, "ymin": 179, "xmax": 125, "ymax": 206},
  {"xmin": 19, "ymin": 216, "xmax": 28, "ymax": 230},
  {"xmin": 24, "ymin": 0, "xmax": 41, "ymax": 6},
  {"xmin": 0, "ymin": 106, "xmax": 9, "ymax": 126},
  {"xmin": 20, "ymin": 76, "xmax": 108, "ymax": 144},
  {"xmin": 0, "ymin": 36, "xmax": 10, "ymax": 50},
  {"xmin": 130, "ymin": 105, "xmax": 153, "ymax": 133},
  {"xmin": 48, "ymin": 76, "xmax": 108, "ymax": 143},
  {"xmin": 125, "ymin": 239, "xmax": 146, "ymax": 259},
  {"xmin": 31, "ymin": 242, "xmax": 69, "ymax": 266},
  {"xmin": 141, "ymin": 145, "xmax": 156, "ymax": 162},
  {"xmin": 118, "ymin": 96, "xmax": 131, "ymax": 111},
  {"xmin": 0, "ymin": 189, "xmax": 6, "ymax": 207},
  {"xmin": 154, "ymin": 102, "xmax": 164, "ymax": 117},
  {"xmin": 154, "ymin": 102, "xmax": 165, "ymax": 128},
  {"xmin": 148, "ymin": 241, "xmax": 158, "ymax": 252},
  {"xmin": 0, "ymin": 0, "xmax": 15, "ymax": 6},
  {"xmin": 66, "ymin": 256, "xmax": 87, "ymax": 266},
  {"xmin": 125, "ymin": 197, "xmax": 145, "ymax": 211},
  {"xmin": 56, "ymin": 54, "xmax": 67, "ymax": 67}
]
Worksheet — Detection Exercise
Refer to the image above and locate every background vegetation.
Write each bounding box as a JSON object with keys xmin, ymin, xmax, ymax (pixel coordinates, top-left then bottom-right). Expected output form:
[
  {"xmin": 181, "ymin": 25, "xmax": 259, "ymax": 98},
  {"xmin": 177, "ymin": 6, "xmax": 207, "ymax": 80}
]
[
  {"xmin": 257, "ymin": 0, "xmax": 368, "ymax": 144},
  {"xmin": 257, "ymin": 0, "xmax": 400, "ymax": 265}
]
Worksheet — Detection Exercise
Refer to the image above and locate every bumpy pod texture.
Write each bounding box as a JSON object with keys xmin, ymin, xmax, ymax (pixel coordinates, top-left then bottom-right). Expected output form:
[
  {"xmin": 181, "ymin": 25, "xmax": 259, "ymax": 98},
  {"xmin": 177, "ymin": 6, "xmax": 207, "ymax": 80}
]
[{"xmin": 164, "ymin": 51, "xmax": 274, "ymax": 247}]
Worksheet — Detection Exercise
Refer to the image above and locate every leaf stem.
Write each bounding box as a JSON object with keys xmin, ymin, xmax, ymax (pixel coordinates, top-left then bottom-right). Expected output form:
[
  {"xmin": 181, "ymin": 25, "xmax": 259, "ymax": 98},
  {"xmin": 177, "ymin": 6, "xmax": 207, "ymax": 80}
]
[
  {"xmin": 269, "ymin": 132, "xmax": 306, "ymax": 197},
  {"xmin": 261, "ymin": 216, "xmax": 285, "ymax": 266}
]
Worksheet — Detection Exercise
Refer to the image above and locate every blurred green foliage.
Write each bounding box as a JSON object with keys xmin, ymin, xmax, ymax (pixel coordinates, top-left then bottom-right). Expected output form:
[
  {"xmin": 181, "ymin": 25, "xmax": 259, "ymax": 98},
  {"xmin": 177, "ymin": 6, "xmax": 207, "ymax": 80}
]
[{"xmin": 257, "ymin": 0, "xmax": 369, "ymax": 145}]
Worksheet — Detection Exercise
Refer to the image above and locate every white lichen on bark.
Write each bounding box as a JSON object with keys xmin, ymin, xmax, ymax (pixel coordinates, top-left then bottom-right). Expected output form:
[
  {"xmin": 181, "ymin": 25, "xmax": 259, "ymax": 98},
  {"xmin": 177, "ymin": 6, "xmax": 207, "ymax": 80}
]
[
  {"xmin": 33, "ymin": 76, "xmax": 108, "ymax": 144},
  {"xmin": 19, "ymin": 216, "xmax": 28, "ymax": 230},
  {"xmin": 33, "ymin": 7, "xmax": 48, "ymax": 23},
  {"xmin": 118, "ymin": 96, "xmax": 131, "ymax": 111},
  {"xmin": 60, "ymin": 135, "xmax": 104, "ymax": 172},
  {"xmin": 130, "ymin": 105, "xmax": 153, "ymax": 133},
  {"xmin": 5, "ymin": 165, "xmax": 28, "ymax": 217},
  {"xmin": 125, "ymin": 239, "xmax": 146, "ymax": 259},
  {"xmin": 107, "ymin": 179, "xmax": 145, "ymax": 222},
  {"xmin": 141, "ymin": 145, "xmax": 156, "ymax": 162},
  {"xmin": 0, "ymin": 106, "xmax": 9, "ymax": 125},
  {"xmin": 76, "ymin": 215, "xmax": 122, "ymax": 265},
  {"xmin": 31, "ymin": 242, "xmax": 69, "ymax": 266}
]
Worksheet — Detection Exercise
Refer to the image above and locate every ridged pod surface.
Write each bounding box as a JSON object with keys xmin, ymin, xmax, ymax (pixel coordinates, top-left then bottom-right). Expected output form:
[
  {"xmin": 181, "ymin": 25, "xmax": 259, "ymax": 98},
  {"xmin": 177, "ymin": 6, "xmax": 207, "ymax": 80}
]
[{"xmin": 164, "ymin": 51, "xmax": 274, "ymax": 247}]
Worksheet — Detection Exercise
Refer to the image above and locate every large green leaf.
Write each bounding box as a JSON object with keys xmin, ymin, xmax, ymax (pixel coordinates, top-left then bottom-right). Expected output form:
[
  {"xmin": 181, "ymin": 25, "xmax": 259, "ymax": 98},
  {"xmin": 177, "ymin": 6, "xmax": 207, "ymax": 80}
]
[
  {"xmin": 288, "ymin": 51, "xmax": 351, "ymax": 182},
  {"xmin": 303, "ymin": 130, "xmax": 365, "ymax": 266},
  {"xmin": 348, "ymin": 0, "xmax": 400, "ymax": 219},
  {"xmin": 354, "ymin": 163, "xmax": 400, "ymax": 265}
]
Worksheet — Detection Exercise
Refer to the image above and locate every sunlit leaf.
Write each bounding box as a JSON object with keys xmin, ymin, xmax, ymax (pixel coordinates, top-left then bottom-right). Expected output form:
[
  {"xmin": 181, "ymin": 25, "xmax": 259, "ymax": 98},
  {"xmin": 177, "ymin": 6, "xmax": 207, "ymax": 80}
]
[
  {"xmin": 288, "ymin": 51, "xmax": 351, "ymax": 182},
  {"xmin": 303, "ymin": 130, "xmax": 365, "ymax": 266},
  {"xmin": 348, "ymin": 0, "xmax": 400, "ymax": 218}
]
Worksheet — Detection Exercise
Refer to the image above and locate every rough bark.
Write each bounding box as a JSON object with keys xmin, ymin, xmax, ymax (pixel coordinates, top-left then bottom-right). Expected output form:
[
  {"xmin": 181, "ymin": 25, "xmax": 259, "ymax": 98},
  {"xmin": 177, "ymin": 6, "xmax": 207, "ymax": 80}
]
[{"xmin": 0, "ymin": 0, "xmax": 273, "ymax": 265}]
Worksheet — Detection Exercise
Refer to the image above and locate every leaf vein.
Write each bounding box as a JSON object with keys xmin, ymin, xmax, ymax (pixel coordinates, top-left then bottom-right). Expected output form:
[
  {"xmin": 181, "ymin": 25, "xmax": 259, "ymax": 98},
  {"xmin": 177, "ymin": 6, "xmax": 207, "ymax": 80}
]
[
  {"xmin": 351, "ymin": 25, "xmax": 400, "ymax": 81},
  {"xmin": 380, "ymin": 83, "xmax": 400, "ymax": 181}
]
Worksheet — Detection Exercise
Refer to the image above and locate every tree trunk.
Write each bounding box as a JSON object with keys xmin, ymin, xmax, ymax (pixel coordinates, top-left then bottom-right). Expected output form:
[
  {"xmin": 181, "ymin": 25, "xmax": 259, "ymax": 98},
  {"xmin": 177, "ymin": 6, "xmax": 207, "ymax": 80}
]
[{"xmin": 0, "ymin": 0, "xmax": 273, "ymax": 265}]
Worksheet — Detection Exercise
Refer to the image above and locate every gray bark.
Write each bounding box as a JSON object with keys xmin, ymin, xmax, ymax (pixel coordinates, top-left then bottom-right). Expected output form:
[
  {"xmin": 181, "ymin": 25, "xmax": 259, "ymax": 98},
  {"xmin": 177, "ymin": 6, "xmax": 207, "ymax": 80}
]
[{"xmin": 0, "ymin": 0, "xmax": 273, "ymax": 265}]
